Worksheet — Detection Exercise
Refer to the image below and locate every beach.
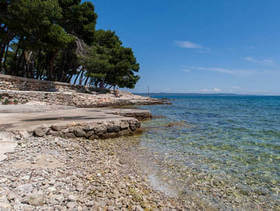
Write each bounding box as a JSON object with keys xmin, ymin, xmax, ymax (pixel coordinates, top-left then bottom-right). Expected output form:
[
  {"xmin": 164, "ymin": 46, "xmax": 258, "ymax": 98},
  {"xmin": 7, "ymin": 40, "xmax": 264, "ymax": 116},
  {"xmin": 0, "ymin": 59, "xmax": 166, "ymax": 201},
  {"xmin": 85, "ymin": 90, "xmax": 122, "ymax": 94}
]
[
  {"xmin": 0, "ymin": 91, "xmax": 191, "ymax": 210},
  {"xmin": 1, "ymin": 92, "xmax": 280, "ymax": 210}
]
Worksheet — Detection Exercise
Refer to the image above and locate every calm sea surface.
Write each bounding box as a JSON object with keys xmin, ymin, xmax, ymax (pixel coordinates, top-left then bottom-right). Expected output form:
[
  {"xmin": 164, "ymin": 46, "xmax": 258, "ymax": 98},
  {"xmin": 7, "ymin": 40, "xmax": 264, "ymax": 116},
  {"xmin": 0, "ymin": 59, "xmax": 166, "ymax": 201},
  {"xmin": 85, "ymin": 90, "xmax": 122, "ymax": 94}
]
[{"xmin": 135, "ymin": 94, "xmax": 280, "ymax": 209}]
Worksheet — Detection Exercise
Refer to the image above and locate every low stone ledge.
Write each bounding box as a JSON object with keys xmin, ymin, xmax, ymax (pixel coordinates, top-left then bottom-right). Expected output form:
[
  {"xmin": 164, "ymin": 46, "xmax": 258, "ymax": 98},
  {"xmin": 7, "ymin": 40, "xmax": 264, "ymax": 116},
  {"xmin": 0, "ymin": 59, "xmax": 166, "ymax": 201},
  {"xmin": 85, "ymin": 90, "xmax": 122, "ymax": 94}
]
[
  {"xmin": 102, "ymin": 108, "xmax": 152, "ymax": 121},
  {"xmin": 32, "ymin": 119, "xmax": 141, "ymax": 140},
  {"xmin": 0, "ymin": 90, "xmax": 168, "ymax": 107}
]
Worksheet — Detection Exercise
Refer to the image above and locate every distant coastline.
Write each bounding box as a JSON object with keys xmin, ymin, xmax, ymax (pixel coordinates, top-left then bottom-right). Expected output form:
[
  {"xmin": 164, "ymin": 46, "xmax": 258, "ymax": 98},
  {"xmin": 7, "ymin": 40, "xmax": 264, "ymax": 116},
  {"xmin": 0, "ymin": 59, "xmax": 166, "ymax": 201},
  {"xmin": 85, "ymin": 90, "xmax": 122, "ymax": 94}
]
[{"xmin": 135, "ymin": 92, "xmax": 280, "ymax": 97}]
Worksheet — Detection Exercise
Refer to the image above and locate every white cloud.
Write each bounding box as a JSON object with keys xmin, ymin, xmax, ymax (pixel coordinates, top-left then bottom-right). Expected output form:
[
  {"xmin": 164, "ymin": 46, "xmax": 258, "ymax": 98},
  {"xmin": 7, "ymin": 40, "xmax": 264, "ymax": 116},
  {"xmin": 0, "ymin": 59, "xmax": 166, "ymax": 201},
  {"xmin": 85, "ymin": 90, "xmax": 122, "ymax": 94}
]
[
  {"xmin": 182, "ymin": 66, "xmax": 254, "ymax": 76},
  {"xmin": 175, "ymin": 41, "xmax": 203, "ymax": 49},
  {"xmin": 182, "ymin": 68, "xmax": 192, "ymax": 72},
  {"xmin": 244, "ymin": 57, "xmax": 274, "ymax": 66},
  {"xmin": 200, "ymin": 88, "xmax": 222, "ymax": 93}
]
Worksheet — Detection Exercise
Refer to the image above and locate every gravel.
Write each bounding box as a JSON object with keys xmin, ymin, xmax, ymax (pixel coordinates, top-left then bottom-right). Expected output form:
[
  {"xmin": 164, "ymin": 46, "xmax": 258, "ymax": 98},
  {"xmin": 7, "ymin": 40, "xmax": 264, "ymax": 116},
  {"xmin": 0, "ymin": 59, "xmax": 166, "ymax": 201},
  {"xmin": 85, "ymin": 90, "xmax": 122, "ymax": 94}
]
[{"xmin": 0, "ymin": 134, "xmax": 198, "ymax": 210}]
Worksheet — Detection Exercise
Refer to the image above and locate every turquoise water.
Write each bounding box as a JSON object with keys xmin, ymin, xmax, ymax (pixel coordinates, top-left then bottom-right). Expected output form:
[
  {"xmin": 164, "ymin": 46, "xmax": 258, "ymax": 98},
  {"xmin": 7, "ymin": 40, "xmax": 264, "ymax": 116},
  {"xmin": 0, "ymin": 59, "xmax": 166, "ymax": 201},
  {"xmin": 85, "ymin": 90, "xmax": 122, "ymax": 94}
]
[{"xmin": 138, "ymin": 94, "xmax": 280, "ymax": 209}]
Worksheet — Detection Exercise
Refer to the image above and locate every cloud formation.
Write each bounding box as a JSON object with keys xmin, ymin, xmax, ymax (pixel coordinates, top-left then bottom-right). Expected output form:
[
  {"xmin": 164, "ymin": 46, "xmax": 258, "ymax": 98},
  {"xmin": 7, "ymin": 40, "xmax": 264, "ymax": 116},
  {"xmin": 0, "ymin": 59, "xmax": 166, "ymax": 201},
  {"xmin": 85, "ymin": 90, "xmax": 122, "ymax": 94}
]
[
  {"xmin": 244, "ymin": 57, "xmax": 274, "ymax": 66},
  {"xmin": 182, "ymin": 66, "xmax": 254, "ymax": 76},
  {"xmin": 175, "ymin": 41, "xmax": 203, "ymax": 49}
]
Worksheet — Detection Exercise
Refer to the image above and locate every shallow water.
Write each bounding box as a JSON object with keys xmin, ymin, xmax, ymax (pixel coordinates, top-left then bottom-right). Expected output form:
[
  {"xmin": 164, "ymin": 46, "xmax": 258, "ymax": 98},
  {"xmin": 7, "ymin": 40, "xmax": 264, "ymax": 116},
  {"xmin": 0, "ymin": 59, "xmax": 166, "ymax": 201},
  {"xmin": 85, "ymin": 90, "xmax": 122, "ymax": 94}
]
[{"xmin": 136, "ymin": 94, "xmax": 280, "ymax": 209}]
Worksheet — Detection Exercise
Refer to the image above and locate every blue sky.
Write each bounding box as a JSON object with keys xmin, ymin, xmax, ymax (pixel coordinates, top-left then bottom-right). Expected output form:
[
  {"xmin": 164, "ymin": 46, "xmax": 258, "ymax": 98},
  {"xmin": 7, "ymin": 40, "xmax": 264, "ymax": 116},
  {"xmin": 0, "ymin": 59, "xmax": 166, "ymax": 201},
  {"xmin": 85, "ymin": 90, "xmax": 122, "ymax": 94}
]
[{"xmin": 91, "ymin": 0, "xmax": 280, "ymax": 94}]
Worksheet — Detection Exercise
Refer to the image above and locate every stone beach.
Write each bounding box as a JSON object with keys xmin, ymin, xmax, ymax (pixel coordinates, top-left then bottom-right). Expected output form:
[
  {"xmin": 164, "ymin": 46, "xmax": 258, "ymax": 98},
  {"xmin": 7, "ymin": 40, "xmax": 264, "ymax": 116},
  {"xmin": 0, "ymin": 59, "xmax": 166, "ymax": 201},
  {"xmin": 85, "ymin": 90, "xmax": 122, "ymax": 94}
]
[
  {"xmin": 0, "ymin": 76, "xmax": 199, "ymax": 210},
  {"xmin": 0, "ymin": 133, "xmax": 203, "ymax": 210}
]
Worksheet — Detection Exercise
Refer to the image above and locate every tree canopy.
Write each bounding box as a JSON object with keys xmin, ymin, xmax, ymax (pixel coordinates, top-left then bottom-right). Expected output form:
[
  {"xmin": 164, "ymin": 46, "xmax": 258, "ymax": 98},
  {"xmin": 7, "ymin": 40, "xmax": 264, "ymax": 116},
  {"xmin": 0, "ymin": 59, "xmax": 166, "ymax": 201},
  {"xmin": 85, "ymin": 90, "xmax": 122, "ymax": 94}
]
[{"xmin": 0, "ymin": 0, "xmax": 140, "ymax": 89}]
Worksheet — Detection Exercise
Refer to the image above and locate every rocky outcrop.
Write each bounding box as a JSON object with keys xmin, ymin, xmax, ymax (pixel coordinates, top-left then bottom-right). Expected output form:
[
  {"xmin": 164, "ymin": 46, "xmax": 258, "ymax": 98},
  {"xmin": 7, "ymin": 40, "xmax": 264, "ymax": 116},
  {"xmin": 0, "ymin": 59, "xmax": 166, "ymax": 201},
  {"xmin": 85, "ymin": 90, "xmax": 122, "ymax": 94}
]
[
  {"xmin": 0, "ymin": 73, "xmax": 88, "ymax": 92},
  {"xmin": 0, "ymin": 90, "xmax": 166, "ymax": 107},
  {"xmin": 32, "ymin": 119, "xmax": 141, "ymax": 140}
]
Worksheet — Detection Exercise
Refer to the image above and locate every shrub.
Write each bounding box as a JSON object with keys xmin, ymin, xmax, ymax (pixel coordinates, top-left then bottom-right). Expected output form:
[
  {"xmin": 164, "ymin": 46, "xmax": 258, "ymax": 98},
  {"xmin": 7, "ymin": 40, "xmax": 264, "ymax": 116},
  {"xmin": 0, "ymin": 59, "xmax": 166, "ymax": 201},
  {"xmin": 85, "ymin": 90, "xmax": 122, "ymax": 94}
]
[{"xmin": 3, "ymin": 98, "xmax": 9, "ymax": 105}]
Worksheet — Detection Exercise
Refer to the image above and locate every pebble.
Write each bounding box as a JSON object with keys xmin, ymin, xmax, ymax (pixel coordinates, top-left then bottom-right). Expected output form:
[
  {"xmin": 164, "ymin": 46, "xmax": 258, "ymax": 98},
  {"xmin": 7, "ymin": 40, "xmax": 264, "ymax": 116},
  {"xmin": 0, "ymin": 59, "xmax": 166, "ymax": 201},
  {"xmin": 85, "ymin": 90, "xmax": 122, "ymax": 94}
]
[
  {"xmin": 67, "ymin": 201, "xmax": 77, "ymax": 209},
  {"xmin": 0, "ymin": 134, "xmax": 192, "ymax": 210}
]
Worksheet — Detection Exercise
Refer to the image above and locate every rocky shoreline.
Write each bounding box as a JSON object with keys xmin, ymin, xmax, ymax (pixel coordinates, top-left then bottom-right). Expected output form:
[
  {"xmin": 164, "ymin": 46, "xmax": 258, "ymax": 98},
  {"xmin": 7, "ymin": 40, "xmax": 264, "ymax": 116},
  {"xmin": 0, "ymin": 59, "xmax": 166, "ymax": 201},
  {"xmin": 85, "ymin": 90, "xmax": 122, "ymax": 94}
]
[
  {"xmin": 0, "ymin": 90, "xmax": 168, "ymax": 108},
  {"xmin": 0, "ymin": 133, "xmax": 203, "ymax": 210},
  {"xmin": 0, "ymin": 91, "xmax": 200, "ymax": 210}
]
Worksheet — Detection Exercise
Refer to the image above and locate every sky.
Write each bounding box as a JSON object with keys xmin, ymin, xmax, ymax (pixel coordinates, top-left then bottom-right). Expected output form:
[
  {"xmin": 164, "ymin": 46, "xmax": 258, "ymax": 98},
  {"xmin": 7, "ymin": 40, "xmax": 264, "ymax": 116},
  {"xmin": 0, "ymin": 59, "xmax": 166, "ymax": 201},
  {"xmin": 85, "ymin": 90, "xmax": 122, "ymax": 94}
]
[{"xmin": 91, "ymin": 0, "xmax": 280, "ymax": 94}]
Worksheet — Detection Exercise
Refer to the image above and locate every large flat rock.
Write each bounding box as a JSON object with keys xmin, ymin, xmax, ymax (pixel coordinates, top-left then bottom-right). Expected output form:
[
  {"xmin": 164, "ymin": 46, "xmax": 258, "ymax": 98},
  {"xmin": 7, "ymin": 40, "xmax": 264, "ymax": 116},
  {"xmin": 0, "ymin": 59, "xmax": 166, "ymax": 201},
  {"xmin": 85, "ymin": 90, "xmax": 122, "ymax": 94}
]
[
  {"xmin": 0, "ymin": 107, "xmax": 135, "ymax": 131},
  {"xmin": 0, "ymin": 105, "xmax": 150, "ymax": 143},
  {"xmin": 0, "ymin": 105, "xmax": 149, "ymax": 163}
]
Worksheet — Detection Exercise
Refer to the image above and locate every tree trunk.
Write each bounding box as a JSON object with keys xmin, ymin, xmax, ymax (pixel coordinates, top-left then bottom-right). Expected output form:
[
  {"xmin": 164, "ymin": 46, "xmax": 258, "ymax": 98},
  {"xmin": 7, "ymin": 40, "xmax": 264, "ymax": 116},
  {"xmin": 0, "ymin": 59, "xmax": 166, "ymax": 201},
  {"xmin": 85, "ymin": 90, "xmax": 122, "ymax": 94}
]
[
  {"xmin": 84, "ymin": 76, "xmax": 89, "ymax": 86},
  {"xmin": 48, "ymin": 50, "xmax": 58, "ymax": 81},
  {"xmin": 3, "ymin": 43, "xmax": 9, "ymax": 72},
  {"xmin": 73, "ymin": 69, "xmax": 82, "ymax": 85},
  {"xmin": 79, "ymin": 70, "xmax": 84, "ymax": 85}
]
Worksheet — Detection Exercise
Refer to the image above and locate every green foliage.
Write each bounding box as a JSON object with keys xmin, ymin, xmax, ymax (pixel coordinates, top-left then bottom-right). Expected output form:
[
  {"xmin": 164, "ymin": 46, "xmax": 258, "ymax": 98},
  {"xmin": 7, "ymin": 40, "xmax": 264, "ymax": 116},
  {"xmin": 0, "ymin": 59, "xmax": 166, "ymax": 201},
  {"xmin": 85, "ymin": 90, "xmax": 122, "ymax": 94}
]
[
  {"xmin": 0, "ymin": 0, "xmax": 140, "ymax": 89},
  {"xmin": 2, "ymin": 98, "xmax": 9, "ymax": 105},
  {"xmin": 80, "ymin": 30, "xmax": 140, "ymax": 89}
]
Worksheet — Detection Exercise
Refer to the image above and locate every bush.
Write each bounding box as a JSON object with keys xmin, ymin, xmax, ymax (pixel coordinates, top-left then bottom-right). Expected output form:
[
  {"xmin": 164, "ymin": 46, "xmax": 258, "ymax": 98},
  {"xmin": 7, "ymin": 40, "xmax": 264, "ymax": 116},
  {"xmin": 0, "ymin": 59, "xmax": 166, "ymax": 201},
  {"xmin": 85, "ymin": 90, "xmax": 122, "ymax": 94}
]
[{"xmin": 3, "ymin": 98, "xmax": 10, "ymax": 105}]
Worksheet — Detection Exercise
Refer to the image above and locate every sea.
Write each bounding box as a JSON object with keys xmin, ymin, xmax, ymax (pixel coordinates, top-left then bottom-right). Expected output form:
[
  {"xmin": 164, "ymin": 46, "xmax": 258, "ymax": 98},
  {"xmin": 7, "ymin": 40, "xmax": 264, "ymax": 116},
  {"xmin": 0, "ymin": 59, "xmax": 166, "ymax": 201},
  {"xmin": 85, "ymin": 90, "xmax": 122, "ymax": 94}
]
[{"xmin": 132, "ymin": 94, "xmax": 280, "ymax": 209}]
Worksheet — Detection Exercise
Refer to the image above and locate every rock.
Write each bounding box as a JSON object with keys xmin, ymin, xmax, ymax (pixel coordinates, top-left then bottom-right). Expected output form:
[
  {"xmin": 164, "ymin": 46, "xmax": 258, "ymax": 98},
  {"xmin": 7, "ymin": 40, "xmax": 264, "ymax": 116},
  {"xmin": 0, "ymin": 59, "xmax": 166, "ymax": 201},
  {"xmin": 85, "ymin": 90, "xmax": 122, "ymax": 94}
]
[
  {"xmin": 53, "ymin": 194, "xmax": 64, "ymax": 203},
  {"xmin": 100, "ymin": 133, "xmax": 118, "ymax": 139},
  {"xmin": 0, "ymin": 194, "xmax": 11, "ymax": 209},
  {"xmin": 76, "ymin": 183, "xmax": 84, "ymax": 192},
  {"xmin": 74, "ymin": 127, "xmax": 86, "ymax": 137},
  {"xmin": 64, "ymin": 132, "xmax": 76, "ymax": 139},
  {"xmin": 0, "ymin": 202, "xmax": 12, "ymax": 209},
  {"xmin": 47, "ymin": 186, "xmax": 56, "ymax": 192},
  {"xmin": 94, "ymin": 125, "xmax": 107, "ymax": 136},
  {"xmin": 133, "ymin": 205, "xmax": 144, "ymax": 211},
  {"xmin": 34, "ymin": 127, "xmax": 48, "ymax": 137},
  {"xmin": 16, "ymin": 184, "xmax": 33, "ymax": 195},
  {"xmin": 120, "ymin": 121, "xmax": 129, "ymax": 130},
  {"xmin": 68, "ymin": 194, "xmax": 77, "ymax": 201},
  {"xmin": 129, "ymin": 121, "xmax": 141, "ymax": 131},
  {"xmin": 107, "ymin": 206, "xmax": 114, "ymax": 211},
  {"xmin": 46, "ymin": 130, "xmax": 59, "ymax": 136},
  {"xmin": 85, "ymin": 200, "xmax": 94, "ymax": 207},
  {"xmin": 67, "ymin": 201, "xmax": 77, "ymax": 209},
  {"xmin": 83, "ymin": 123, "xmax": 97, "ymax": 132},
  {"xmin": 85, "ymin": 130, "xmax": 95, "ymax": 138},
  {"xmin": 89, "ymin": 134, "xmax": 98, "ymax": 140},
  {"xmin": 107, "ymin": 124, "xmax": 121, "ymax": 133},
  {"xmin": 51, "ymin": 125, "xmax": 67, "ymax": 131},
  {"xmin": 26, "ymin": 192, "xmax": 45, "ymax": 206},
  {"xmin": 7, "ymin": 191, "xmax": 17, "ymax": 202},
  {"xmin": 16, "ymin": 130, "xmax": 31, "ymax": 139}
]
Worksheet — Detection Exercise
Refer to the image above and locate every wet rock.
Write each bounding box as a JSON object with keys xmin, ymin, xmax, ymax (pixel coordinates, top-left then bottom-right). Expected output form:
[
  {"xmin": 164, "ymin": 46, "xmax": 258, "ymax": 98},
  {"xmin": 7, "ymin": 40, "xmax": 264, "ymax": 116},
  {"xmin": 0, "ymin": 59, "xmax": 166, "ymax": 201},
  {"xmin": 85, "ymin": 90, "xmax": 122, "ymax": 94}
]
[
  {"xmin": 100, "ymin": 133, "xmax": 118, "ymax": 139},
  {"xmin": 129, "ymin": 121, "xmax": 141, "ymax": 131}
]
